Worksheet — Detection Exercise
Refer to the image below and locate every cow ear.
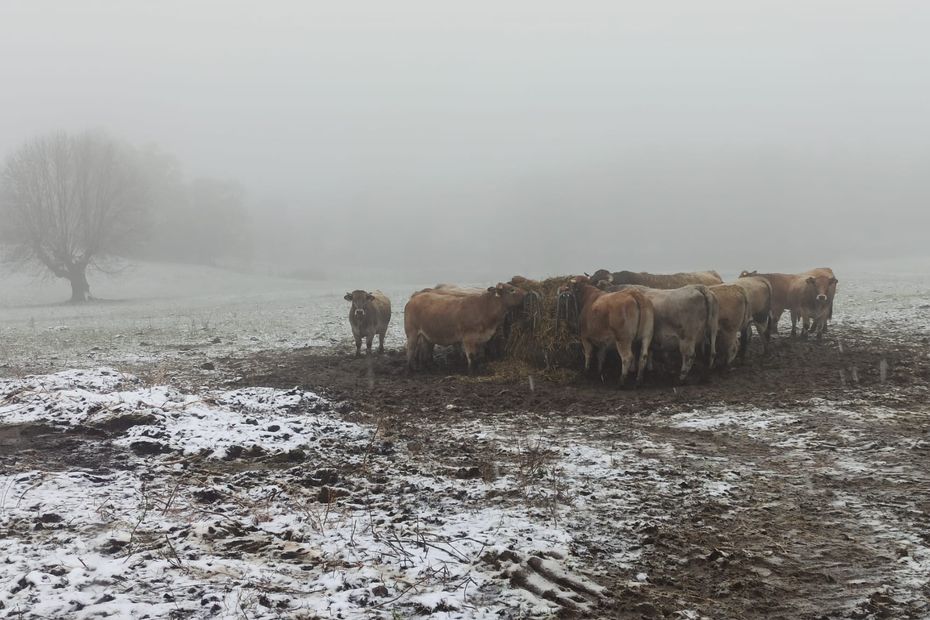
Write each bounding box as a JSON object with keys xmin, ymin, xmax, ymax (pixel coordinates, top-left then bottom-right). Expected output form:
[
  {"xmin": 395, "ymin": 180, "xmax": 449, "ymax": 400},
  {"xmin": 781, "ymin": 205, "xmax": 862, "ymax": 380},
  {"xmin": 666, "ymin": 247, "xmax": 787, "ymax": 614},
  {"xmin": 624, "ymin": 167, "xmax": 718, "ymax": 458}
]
[
  {"xmin": 487, "ymin": 286, "xmax": 496, "ymax": 293},
  {"xmin": 829, "ymin": 278, "xmax": 838, "ymax": 285},
  {"xmin": 584, "ymin": 271, "xmax": 590, "ymax": 277},
  {"xmin": 806, "ymin": 277, "xmax": 815, "ymax": 284},
  {"xmin": 344, "ymin": 293, "xmax": 352, "ymax": 301},
  {"xmin": 367, "ymin": 293, "xmax": 375, "ymax": 301}
]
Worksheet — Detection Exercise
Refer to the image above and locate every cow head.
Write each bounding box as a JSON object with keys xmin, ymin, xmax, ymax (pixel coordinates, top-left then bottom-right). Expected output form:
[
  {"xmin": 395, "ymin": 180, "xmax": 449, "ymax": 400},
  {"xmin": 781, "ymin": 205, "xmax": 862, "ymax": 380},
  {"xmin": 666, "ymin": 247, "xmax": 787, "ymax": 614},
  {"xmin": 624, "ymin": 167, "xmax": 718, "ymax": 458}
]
[
  {"xmin": 557, "ymin": 275, "xmax": 590, "ymax": 300},
  {"xmin": 739, "ymin": 270, "xmax": 758, "ymax": 278},
  {"xmin": 589, "ymin": 269, "xmax": 613, "ymax": 285},
  {"xmin": 345, "ymin": 290, "xmax": 375, "ymax": 320},
  {"xmin": 487, "ymin": 282, "xmax": 527, "ymax": 307},
  {"xmin": 805, "ymin": 276, "xmax": 837, "ymax": 305}
]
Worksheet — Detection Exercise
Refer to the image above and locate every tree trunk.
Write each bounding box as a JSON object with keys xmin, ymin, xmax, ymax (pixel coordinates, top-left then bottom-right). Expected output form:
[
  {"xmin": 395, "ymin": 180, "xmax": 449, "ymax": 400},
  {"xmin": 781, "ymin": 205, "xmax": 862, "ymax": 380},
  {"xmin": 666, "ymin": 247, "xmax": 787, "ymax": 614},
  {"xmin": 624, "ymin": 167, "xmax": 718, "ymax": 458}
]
[{"xmin": 68, "ymin": 265, "xmax": 90, "ymax": 303}]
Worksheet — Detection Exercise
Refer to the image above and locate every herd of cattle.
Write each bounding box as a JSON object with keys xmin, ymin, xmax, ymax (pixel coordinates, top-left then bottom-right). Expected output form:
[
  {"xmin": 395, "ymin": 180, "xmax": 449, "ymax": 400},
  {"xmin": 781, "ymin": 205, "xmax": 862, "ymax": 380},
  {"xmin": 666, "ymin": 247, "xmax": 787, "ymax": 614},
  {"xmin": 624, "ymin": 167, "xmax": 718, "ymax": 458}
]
[{"xmin": 344, "ymin": 267, "xmax": 838, "ymax": 384}]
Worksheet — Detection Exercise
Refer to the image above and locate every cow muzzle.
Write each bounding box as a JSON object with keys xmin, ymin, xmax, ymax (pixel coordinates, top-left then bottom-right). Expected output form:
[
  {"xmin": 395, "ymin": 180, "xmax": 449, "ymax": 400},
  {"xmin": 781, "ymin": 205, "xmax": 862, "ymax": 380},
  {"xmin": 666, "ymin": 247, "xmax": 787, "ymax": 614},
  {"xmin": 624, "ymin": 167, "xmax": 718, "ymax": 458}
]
[
  {"xmin": 816, "ymin": 294, "xmax": 827, "ymax": 302},
  {"xmin": 354, "ymin": 309, "xmax": 366, "ymax": 319}
]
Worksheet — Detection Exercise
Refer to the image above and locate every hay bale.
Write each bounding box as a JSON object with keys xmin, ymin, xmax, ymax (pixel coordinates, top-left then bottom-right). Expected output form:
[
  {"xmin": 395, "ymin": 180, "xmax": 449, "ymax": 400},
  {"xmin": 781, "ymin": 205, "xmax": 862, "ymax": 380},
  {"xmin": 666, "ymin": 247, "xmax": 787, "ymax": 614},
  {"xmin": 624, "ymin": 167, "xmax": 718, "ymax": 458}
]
[{"xmin": 501, "ymin": 276, "xmax": 582, "ymax": 374}]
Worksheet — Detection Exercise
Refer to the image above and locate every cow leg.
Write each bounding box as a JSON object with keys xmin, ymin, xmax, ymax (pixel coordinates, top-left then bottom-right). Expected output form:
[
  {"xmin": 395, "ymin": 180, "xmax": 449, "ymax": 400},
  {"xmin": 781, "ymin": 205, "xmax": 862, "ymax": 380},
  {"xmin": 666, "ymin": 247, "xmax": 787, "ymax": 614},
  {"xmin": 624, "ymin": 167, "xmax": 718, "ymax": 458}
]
[
  {"xmin": 596, "ymin": 346, "xmax": 608, "ymax": 378},
  {"xmin": 355, "ymin": 336, "xmax": 363, "ymax": 358},
  {"xmin": 800, "ymin": 315, "xmax": 811, "ymax": 339},
  {"xmin": 581, "ymin": 339, "xmax": 594, "ymax": 374},
  {"xmin": 405, "ymin": 335, "xmax": 418, "ymax": 370},
  {"xmin": 739, "ymin": 326, "xmax": 751, "ymax": 360},
  {"xmin": 760, "ymin": 314, "xmax": 772, "ymax": 352},
  {"xmin": 790, "ymin": 310, "xmax": 799, "ymax": 337},
  {"xmin": 771, "ymin": 308, "xmax": 783, "ymax": 335},
  {"xmin": 365, "ymin": 335, "xmax": 374, "ymax": 355},
  {"xmin": 716, "ymin": 334, "xmax": 730, "ymax": 368},
  {"xmin": 815, "ymin": 315, "xmax": 826, "ymax": 340},
  {"xmin": 616, "ymin": 342, "xmax": 634, "ymax": 386},
  {"xmin": 678, "ymin": 341, "xmax": 696, "ymax": 382},
  {"xmin": 463, "ymin": 341, "xmax": 480, "ymax": 374},
  {"xmin": 378, "ymin": 331, "xmax": 386, "ymax": 354},
  {"xmin": 727, "ymin": 333, "xmax": 740, "ymax": 366}
]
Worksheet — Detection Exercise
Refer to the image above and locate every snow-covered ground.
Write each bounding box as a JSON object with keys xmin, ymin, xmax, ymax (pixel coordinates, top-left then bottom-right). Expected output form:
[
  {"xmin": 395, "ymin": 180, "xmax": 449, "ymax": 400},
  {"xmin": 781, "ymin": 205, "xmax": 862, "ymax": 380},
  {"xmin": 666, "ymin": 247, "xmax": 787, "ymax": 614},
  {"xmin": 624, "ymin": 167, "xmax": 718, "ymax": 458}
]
[{"xmin": 0, "ymin": 368, "xmax": 608, "ymax": 619}]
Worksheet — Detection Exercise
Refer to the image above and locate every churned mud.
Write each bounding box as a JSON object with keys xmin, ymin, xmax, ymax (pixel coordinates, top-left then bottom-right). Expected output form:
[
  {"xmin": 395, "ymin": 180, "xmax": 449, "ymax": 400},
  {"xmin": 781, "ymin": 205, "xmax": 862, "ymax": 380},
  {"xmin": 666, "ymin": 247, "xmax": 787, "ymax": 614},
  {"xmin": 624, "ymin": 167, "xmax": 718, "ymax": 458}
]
[{"xmin": 2, "ymin": 322, "xmax": 929, "ymax": 618}]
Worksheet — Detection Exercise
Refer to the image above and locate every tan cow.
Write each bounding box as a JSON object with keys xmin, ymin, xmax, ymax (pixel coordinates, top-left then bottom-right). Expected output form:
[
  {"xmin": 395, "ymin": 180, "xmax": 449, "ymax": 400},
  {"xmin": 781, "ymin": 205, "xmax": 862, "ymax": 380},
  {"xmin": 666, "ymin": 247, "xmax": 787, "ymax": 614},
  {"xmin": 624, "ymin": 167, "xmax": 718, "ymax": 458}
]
[
  {"xmin": 732, "ymin": 275, "xmax": 773, "ymax": 356},
  {"xmin": 590, "ymin": 269, "xmax": 722, "ymax": 289},
  {"xmin": 740, "ymin": 268, "xmax": 837, "ymax": 335},
  {"xmin": 413, "ymin": 283, "xmax": 485, "ymax": 297},
  {"xmin": 787, "ymin": 269, "xmax": 838, "ymax": 339},
  {"xmin": 509, "ymin": 275, "xmax": 539, "ymax": 287},
  {"xmin": 709, "ymin": 284, "xmax": 752, "ymax": 367},
  {"xmin": 559, "ymin": 276, "xmax": 654, "ymax": 386},
  {"xmin": 404, "ymin": 283, "xmax": 527, "ymax": 372},
  {"xmin": 344, "ymin": 290, "xmax": 392, "ymax": 357},
  {"xmin": 599, "ymin": 282, "xmax": 718, "ymax": 381}
]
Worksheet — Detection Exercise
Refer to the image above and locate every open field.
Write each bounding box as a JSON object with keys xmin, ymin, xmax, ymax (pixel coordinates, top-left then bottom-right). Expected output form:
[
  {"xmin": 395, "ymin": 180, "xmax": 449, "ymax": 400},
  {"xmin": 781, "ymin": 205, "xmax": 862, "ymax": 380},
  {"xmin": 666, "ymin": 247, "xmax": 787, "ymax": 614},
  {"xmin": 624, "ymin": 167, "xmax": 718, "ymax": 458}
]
[{"xmin": 2, "ymin": 261, "xmax": 930, "ymax": 618}]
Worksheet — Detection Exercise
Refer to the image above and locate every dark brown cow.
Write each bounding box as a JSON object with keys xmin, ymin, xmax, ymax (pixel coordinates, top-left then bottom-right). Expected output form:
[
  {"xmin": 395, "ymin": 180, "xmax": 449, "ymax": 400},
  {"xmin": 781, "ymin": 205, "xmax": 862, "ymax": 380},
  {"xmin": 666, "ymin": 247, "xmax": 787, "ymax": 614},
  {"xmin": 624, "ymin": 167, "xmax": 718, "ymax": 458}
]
[
  {"xmin": 709, "ymin": 284, "xmax": 752, "ymax": 367},
  {"xmin": 787, "ymin": 269, "xmax": 838, "ymax": 339},
  {"xmin": 740, "ymin": 268, "xmax": 837, "ymax": 335},
  {"xmin": 732, "ymin": 275, "xmax": 773, "ymax": 356},
  {"xmin": 559, "ymin": 276, "xmax": 654, "ymax": 385},
  {"xmin": 344, "ymin": 290, "xmax": 391, "ymax": 357},
  {"xmin": 590, "ymin": 269, "xmax": 722, "ymax": 289},
  {"xmin": 404, "ymin": 283, "xmax": 527, "ymax": 372}
]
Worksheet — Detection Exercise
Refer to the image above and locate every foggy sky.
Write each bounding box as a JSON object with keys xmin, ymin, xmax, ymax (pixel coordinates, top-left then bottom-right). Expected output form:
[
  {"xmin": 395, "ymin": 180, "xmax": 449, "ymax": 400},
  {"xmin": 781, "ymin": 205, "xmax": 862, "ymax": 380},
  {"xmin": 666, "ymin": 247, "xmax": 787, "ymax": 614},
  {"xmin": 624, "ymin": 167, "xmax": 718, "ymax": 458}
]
[{"xmin": 2, "ymin": 1, "xmax": 929, "ymax": 280}]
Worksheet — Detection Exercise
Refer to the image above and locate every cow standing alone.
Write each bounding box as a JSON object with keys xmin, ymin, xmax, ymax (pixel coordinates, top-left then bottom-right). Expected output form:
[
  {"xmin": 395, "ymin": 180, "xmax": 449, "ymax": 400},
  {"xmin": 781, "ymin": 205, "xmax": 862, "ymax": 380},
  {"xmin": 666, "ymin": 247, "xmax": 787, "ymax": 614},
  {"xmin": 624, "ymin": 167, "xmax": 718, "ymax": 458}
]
[
  {"xmin": 740, "ymin": 268, "xmax": 837, "ymax": 336},
  {"xmin": 344, "ymin": 290, "xmax": 392, "ymax": 357},
  {"xmin": 788, "ymin": 269, "xmax": 838, "ymax": 339}
]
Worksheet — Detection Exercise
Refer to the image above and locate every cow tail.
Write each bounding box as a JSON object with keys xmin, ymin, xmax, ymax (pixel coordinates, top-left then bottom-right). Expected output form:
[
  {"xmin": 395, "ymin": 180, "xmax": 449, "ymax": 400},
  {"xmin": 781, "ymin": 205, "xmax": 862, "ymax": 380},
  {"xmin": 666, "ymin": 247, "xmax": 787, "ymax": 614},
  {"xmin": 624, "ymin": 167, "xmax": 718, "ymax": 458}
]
[
  {"xmin": 762, "ymin": 278, "xmax": 774, "ymax": 335},
  {"xmin": 697, "ymin": 285, "xmax": 718, "ymax": 363},
  {"xmin": 738, "ymin": 286, "xmax": 752, "ymax": 330},
  {"xmin": 631, "ymin": 290, "xmax": 647, "ymax": 343}
]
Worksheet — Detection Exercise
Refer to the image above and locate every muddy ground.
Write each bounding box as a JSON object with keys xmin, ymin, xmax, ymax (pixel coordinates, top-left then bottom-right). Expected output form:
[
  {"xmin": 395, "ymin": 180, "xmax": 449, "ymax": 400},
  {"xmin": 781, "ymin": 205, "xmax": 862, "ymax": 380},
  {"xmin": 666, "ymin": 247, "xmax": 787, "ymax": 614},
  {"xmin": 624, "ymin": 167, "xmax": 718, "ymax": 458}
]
[
  {"xmin": 214, "ymin": 325, "xmax": 930, "ymax": 619},
  {"xmin": 3, "ymin": 322, "xmax": 929, "ymax": 619}
]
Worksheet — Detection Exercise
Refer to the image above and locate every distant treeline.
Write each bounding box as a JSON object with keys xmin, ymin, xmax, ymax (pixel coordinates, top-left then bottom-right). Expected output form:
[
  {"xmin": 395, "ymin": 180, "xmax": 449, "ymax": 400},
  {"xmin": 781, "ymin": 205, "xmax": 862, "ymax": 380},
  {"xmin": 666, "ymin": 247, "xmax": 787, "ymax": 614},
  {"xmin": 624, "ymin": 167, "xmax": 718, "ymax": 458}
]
[{"xmin": 130, "ymin": 146, "xmax": 253, "ymax": 268}]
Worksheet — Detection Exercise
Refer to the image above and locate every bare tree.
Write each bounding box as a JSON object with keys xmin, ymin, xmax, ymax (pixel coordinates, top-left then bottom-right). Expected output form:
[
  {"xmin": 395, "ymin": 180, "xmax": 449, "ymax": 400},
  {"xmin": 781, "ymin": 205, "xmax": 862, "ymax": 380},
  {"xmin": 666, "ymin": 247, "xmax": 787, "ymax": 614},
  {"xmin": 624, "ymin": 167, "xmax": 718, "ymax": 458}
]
[{"xmin": 0, "ymin": 131, "xmax": 147, "ymax": 302}]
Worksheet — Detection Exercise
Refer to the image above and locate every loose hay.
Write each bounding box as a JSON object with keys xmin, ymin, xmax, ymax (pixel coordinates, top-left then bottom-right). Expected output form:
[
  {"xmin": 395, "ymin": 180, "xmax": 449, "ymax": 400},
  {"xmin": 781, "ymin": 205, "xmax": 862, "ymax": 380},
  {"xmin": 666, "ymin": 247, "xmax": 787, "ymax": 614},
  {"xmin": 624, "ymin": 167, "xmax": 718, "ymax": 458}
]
[{"xmin": 500, "ymin": 276, "xmax": 582, "ymax": 378}]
